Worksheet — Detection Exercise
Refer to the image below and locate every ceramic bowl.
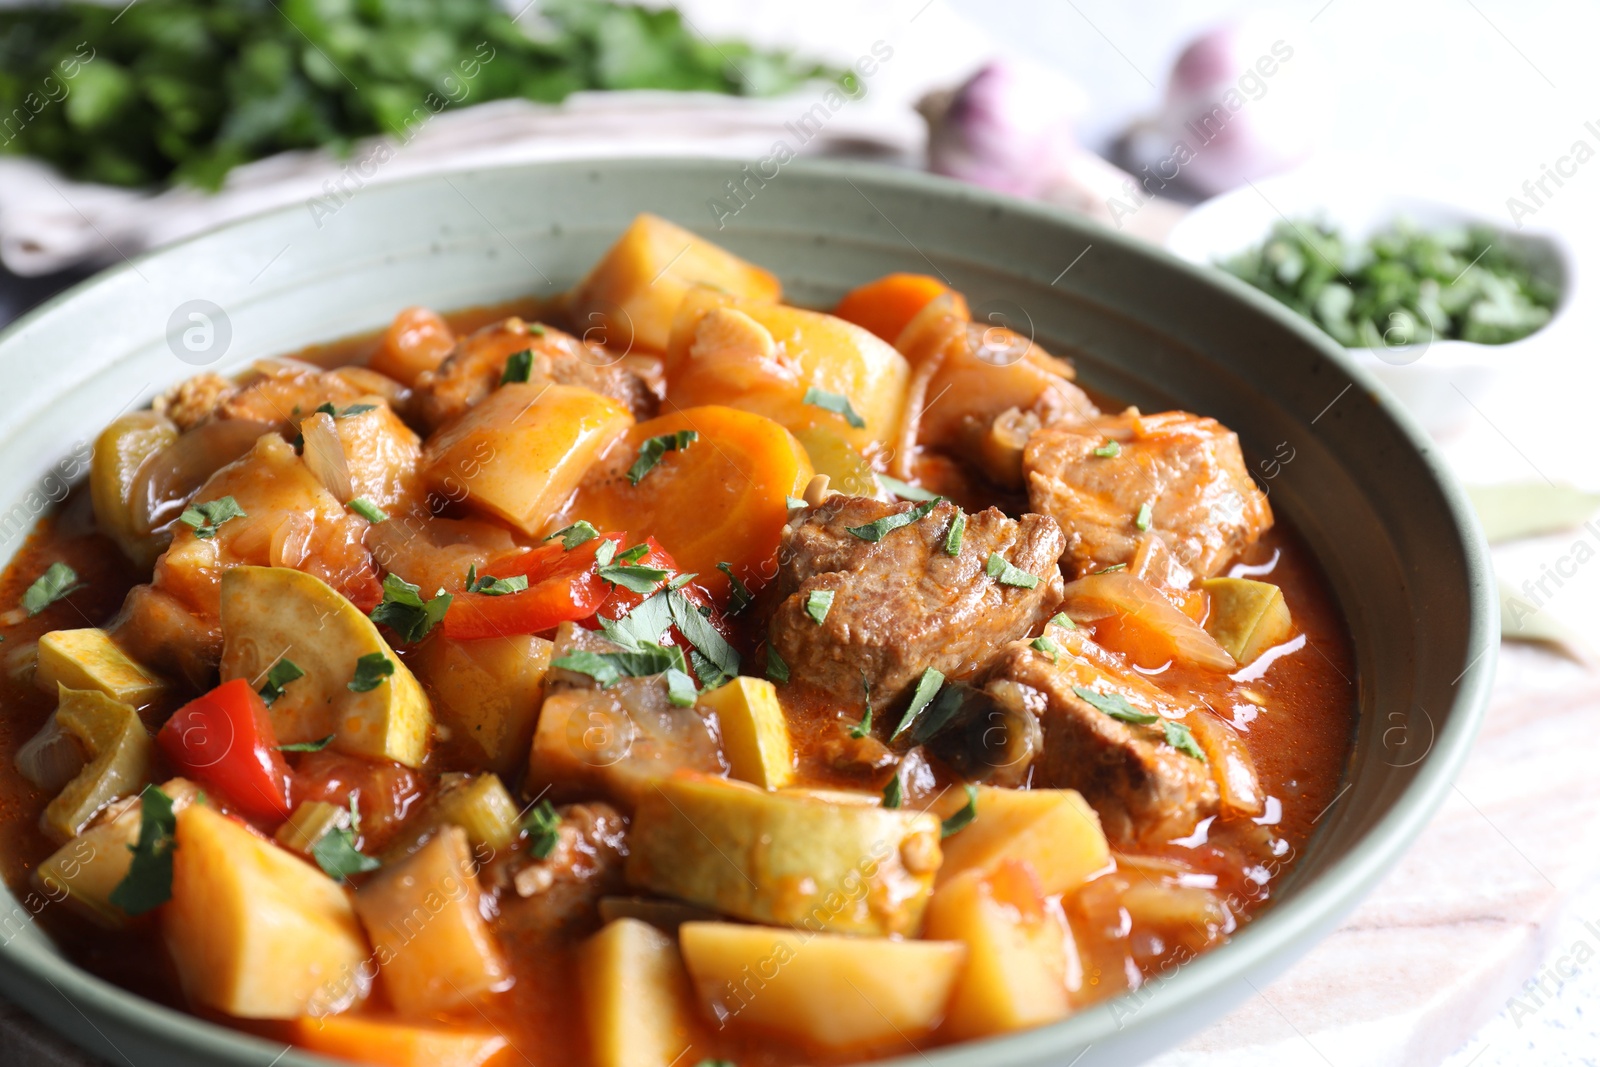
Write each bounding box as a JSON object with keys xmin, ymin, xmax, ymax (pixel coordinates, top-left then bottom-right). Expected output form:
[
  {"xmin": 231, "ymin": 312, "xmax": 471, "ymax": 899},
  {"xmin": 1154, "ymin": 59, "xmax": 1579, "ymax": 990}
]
[
  {"xmin": 0, "ymin": 158, "xmax": 1494, "ymax": 1067},
  {"xmin": 1165, "ymin": 169, "xmax": 1574, "ymax": 436}
]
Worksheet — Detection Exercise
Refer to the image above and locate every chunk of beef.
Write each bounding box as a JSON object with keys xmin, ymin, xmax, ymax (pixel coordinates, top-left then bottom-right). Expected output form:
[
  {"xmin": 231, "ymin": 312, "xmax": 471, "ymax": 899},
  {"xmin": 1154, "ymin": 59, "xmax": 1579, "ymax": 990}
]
[
  {"xmin": 769, "ymin": 496, "xmax": 1065, "ymax": 709},
  {"xmin": 414, "ymin": 318, "xmax": 657, "ymax": 431},
  {"xmin": 156, "ymin": 359, "xmax": 403, "ymax": 432},
  {"xmin": 1025, "ymin": 409, "xmax": 1272, "ymax": 589},
  {"xmin": 981, "ymin": 627, "xmax": 1220, "ymax": 845},
  {"xmin": 492, "ymin": 802, "xmax": 628, "ymax": 943}
]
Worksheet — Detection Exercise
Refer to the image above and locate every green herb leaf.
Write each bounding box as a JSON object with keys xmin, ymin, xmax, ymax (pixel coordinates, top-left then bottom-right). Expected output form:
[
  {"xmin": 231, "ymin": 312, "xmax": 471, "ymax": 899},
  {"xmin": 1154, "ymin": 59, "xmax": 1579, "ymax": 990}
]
[
  {"xmin": 552, "ymin": 645, "xmax": 687, "ymax": 687},
  {"xmin": 1135, "ymin": 502, "xmax": 1153, "ymax": 532},
  {"xmin": 944, "ymin": 510, "xmax": 965, "ymax": 556},
  {"xmin": 666, "ymin": 668, "xmax": 699, "ymax": 707},
  {"xmin": 339, "ymin": 403, "xmax": 377, "ymax": 417},
  {"xmin": 1093, "ymin": 563, "xmax": 1128, "ymax": 574},
  {"xmin": 1049, "ymin": 611, "xmax": 1077, "ymax": 630},
  {"xmin": 369, "ymin": 573, "xmax": 452, "ymax": 644},
  {"xmin": 311, "ymin": 825, "xmax": 380, "ymax": 882},
  {"xmin": 466, "ymin": 565, "xmax": 530, "ymax": 596},
  {"xmin": 627, "ymin": 430, "xmax": 699, "ymax": 485},
  {"xmin": 1093, "ymin": 440, "xmax": 1121, "ymax": 458},
  {"xmin": 276, "ymin": 733, "xmax": 335, "ymax": 752},
  {"xmin": 523, "ymin": 799, "xmax": 562, "ymax": 859},
  {"xmin": 882, "ymin": 772, "xmax": 903, "ymax": 809},
  {"xmin": 802, "ymin": 386, "xmax": 866, "ymax": 428},
  {"xmin": 258, "ymin": 657, "xmax": 305, "ymax": 706},
  {"xmin": 1031, "ymin": 635, "xmax": 1060, "ymax": 660},
  {"xmin": 786, "ymin": 496, "xmax": 808, "ymax": 510},
  {"xmin": 891, "ymin": 667, "xmax": 945, "ymax": 743},
  {"xmin": 179, "ymin": 496, "xmax": 246, "ymax": 539},
  {"xmin": 940, "ymin": 784, "xmax": 979, "ymax": 838},
  {"xmin": 849, "ymin": 673, "xmax": 873, "ymax": 739},
  {"xmin": 500, "ymin": 348, "xmax": 534, "ymax": 385},
  {"xmin": 598, "ymin": 561, "xmax": 673, "ymax": 594},
  {"xmin": 108, "ymin": 785, "xmax": 177, "ymax": 916},
  {"xmin": 547, "ymin": 521, "xmax": 600, "ymax": 550},
  {"xmin": 21, "ymin": 562, "xmax": 81, "ymax": 616},
  {"xmin": 805, "ymin": 589, "xmax": 834, "ymax": 625},
  {"xmin": 348, "ymin": 652, "xmax": 394, "ymax": 693},
  {"xmin": 911, "ymin": 683, "xmax": 971, "ymax": 745},
  {"xmin": 984, "ymin": 552, "xmax": 1040, "ymax": 589},
  {"xmin": 1073, "ymin": 685, "xmax": 1159, "ymax": 724},
  {"xmin": 668, "ymin": 591, "xmax": 740, "ymax": 688},
  {"xmin": 347, "ymin": 497, "xmax": 388, "ymax": 524},
  {"xmin": 717, "ymin": 562, "xmax": 753, "ymax": 615},
  {"xmin": 1164, "ymin": 720, "xmax": 1207, "ymax": 761},
  {"xmin": 766, "ymin": 645, "xmax": 790, "ymax": 684},
  {"xmin": 846, "ymin": 497, "xmax": 943, "ymax": 542},
  {"xmin": 876, "ymin": 473, "xmax": 940, "ymax": 501},
  {"xmin": 595, "ymin": 539, "xmax": 619, "ymax": 568}
]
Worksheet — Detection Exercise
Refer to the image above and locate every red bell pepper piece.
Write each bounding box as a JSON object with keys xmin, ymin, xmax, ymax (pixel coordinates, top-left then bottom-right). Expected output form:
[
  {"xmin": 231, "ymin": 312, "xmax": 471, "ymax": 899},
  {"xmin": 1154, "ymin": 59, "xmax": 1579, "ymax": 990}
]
[
  {"xmin": 440, "ymin": 531, "xmax": 626, "ymax": 640},
  {"xmin": 156, "ymin": 678, "xmax": 294, "ymax": 821}
]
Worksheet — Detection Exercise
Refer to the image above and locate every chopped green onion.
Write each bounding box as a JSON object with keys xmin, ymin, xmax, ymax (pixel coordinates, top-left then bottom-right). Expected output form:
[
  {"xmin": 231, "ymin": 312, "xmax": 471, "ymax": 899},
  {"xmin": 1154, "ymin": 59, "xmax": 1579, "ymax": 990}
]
[{"xmin": 347, "ymin": 498, "xmax": 388, "ymax": 524}]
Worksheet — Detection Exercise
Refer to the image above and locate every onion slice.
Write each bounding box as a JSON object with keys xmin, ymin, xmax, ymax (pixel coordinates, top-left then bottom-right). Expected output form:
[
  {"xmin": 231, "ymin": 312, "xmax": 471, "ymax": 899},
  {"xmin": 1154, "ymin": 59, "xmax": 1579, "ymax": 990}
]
[
  {"xmin": 299, "ymin": 411, "xmax": 353, "ymax": 503},
  {"xmin": 15, "ymin": 712, "xmax": 86, "ymax": 793},
  {"xmin": 1062, "ymin": 571, "xmax": 1236, "ymax": 672},
  {"xmin": 131, "ymin": 418, "xmax": 269, "ymax": 535}
]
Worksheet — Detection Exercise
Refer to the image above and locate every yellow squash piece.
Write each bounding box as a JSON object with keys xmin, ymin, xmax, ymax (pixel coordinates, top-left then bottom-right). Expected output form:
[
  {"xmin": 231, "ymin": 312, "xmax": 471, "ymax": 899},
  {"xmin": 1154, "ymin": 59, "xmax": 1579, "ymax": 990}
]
[
  {"xmin": 937, "ymin": 786, "xmax": 1110, "ymax": 896},
  {"xmin": 626, "ymin": 773, "xmax": 941, "ymax": 936},
  {"xmin": 354, "ymin": 826, "xmax": 509, "ymax": 1015},
  {"xmin": 90, "ymin": 410, "xmax": 178, "ymax": 568},
  {"xmin": 34, "ymin": 778, "xmax": 204, "ymax": 929},
  {"xmin": 421, "ymin": 382, "xmax": 633, "ymax": 537},
  {"xmin": 289, "ymin": 1015, "xmax": 508, "ymax": 1067},
  {"xmin": 791, "ymin": 425, "xmax": 882, "ymax": 498},
  {"xmin": 275, "ymin": 801, "xmax": 346, "ymax": 856},
  {"xmin": 1200, "ymin": 577, "xmax": 1294, "ymax": 665},
  {"xmin": 694, "ymin": 677, "xmax": 794, "ymax": 788},
  {"xmin": 41, "ymin": 685, "xmax": 153, "ymax": 843},
  {"xmin": 922, "ymin": 861, "xmax": 1075, "ymax": 1039},
  {"xmin": 580, "ymin": 918, "xmax": 706, "ymax": 1067},
  {"xmin": 679, "ymin": 921, "xmax": 965, "ymax": 1049},
  {"xmin": 35, "ymin": 628, "xmax": 167, "ymax": 707},
  {"xmin": 219, "ymin": 566, "xmax": 433, "ymax": 767},
  {"xmin": 569, "ymin": 213, "xmax": 782, "ymax": 353},
  {"xmin": 410, "ymin": 633, "xmax": 552, "ymax": 776},
  {"xmin": 392, "ymin": 772, "xmax": 521, "ymax": 855},
  {"xmin": 164, "ymin": 804, "xmax": 370, "ymax": 1018}
]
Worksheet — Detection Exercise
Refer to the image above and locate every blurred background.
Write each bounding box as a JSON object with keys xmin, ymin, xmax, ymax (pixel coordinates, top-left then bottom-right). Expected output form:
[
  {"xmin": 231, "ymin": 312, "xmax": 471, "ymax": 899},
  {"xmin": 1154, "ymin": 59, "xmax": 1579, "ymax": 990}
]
[{"xmin": 1, "ymin": 1, "xmax": 1597, "ymax": 1065}]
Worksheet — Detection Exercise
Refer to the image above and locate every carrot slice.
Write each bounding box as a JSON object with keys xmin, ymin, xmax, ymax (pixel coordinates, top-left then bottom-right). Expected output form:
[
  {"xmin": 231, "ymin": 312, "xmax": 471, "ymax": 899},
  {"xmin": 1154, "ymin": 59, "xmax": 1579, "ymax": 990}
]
[
  {"xmin": 287, "ymin": 1014, "xmax": 508, "ymax": 1067},
  {"xmin": 833, "ymin": 273, "xmax": 969, "ymax": 345}
]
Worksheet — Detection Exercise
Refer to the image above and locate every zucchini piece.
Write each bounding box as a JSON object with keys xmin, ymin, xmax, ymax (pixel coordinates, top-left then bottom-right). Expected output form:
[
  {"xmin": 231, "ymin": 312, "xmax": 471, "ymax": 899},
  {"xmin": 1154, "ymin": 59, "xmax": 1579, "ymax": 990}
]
[
  {"xmin": 580, "ymin": 918, "xmax": 707, "ymax": 1067},
  {"xmin": 35, "ymin": 628, "xmax": 167, "ymax": 707},
  {"xmin": 409, "ymin": 632, "xmax": 551, "ymax": 776},
  {"xmin": 41, "ymin": 685, "xmax": 153, "ymax": 843},
  {"xmin": 354, "ymin": 826, "xmax": 509, "ymax": 1015},
  {"xmin": 626, "ymin": 773, "xmax": 942, "ymax": 936},
  {"xmin": 90, "ymin": 410, "xmax": 178, "ymax": 568},
  {"xmin": 275, "ymin": 801, "xmax": 346, "ymax": 856},
  {"xmin": 936, "ymin": 785, "xmax": 1110, "ymax": 897},
  {"xmin": 695, "ymin": 676, "xmax": 794, "ymax": 789},
  {"xmin": 164, "ymin": 804, "xmax": 370, "ymax": 1018},
  {"xmin": 1200, "ymin": 577, "xmax": 1294, "ymax": 665},
  {"xmin": 219, "ymin": 566, "xmax": 433, "ymax": 767},
  {"xmin": 387, "ymin": 773, "xmax": 520, "ymax": 857},
  {"xmin": 679, "ymin": 921, "xmax": 965, "ymax": 1049},
  {"xmin": 790, "ymin": 426, "xmax": 881, "ymax": 498}
]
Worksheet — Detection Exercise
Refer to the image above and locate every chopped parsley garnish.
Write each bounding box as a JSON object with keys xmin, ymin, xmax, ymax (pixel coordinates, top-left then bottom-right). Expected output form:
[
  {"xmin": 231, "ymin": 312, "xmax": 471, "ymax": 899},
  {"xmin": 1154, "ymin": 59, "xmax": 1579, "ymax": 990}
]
[
  {"xmin": 595, "ymin": 539, "xmax": 619, "ymax": 567},
  {"xmin": 1093, "ymin": 562, "xmax": 1128, "ymax": 574},
  {"xmin": 1050, "ymin": 612, "xmax": 1077, "ymax": 630},
  {"xmin": 311, "ymin": 796, "xmax": 380, "ymax": 882},
  {"xmin": 849, "ymin": 674, "xmax": 873, "ymax": 739},
  {"xmin": 1164, "ymin": 721, "xmax": 1207, "ymax": 761},
  {"xmin": 108, "ymin": 784, "xmax": 177, "ymax": 916},
  {"xmin": 1073, "ymin": 685, "xmax": 1159, "ymax": 724},
  {"xmin": 21, "ymin": 562, "xmax": 82, "ymax": 616},
  {"xmin": 944, "ymin": 510, "xmax": 965, "ymax": 556},
  {"xmin": 368, "ymin": 573, "xmax": 452, "ymax": 643},
  {"xmin": 1135, "ymin": 502, "xmax": 1153, "ymax": 532},
  {"xmin": 276, "ymin": 733, "xmax": 335, "ymax": 752},
  {"xmin": 666, "ymin": 668, "xmax": 699, "ymax": 707},
  {"xmin": 258, "ymin": 657, "xmax": 305, "ymax": 705},
  {"xmin": 802, "ymin": 386, "xmax": 866, "ymax": 428},
  {"xmin": 766, "ymin": 645, "xmax": 790, "ymax": 684},
  {"xmin": 348, "ymin": 652, "xmax": 394, "ymax": 692},
  {"xmin": 597, "ymin": 544, "xmax": 673, "ymax": 594},
  {"xmin": 315, "ymin": 402, "xmax": 376, "ymax": 418},
  {"xmin": 718, "ymin": 562, "xmax": 753, "ymax": 614},
  {"xmin": 882, "ymin": 772, "xmax": 903, "ymax": 809},
  {"xmin": 627, "ymin": 430, "xmax": 698, "ymax": 485},
  {"xmin": 805, "ymin": 589, "xmax": 834, "ymax": 625},
  {"xmin": 179, "ymin": 496, "xmax": 246, "ymax": 539},
  {"xmin": 347, "ymin": 497, "xmax": 388, "ymax": 523},
  {"xmin": 985, "ymin": 552, "xmax": 1039, "ymax": 589},
  {"xmin": 1031, "ymin": 635, "xmax": 1060, "ymax": 660},
  {"xmin": 876, "ymin": 473, "xmax": 940, "ymax": 501},
  {"xmin": 669, "ymin": 591, "xmax": 739, "ymax": 688},
  {"xmin": 846, "ymin": 497, "xmax": 943, "ymax": 542},
  {"xmin": 786, "ymin": 495, "xmax": 808, "ymax": 510},
  {"xmin": 500, "ymin": 348, "xmax": 534, "ymax": 385},
  {"xmin": 547, "ymin": 521, "xmax": 600, "ymax": 550},
  {"xmin": 529, "ymin": 324, "xmax": 548, "ymax": 337},
  {"xmin": 1092, "ymin": 440, "xmax": 1122, "ymax": 458},
  {"xmin": 891, "ymin": 667, "xmax": 945, "ymax": 743},
  {"xmin": 940, "ymin": 784, "xmax": 979, "ymax": 838},
  {"xmin": 465, "ymin": 565, "xmax": 529, "ymax": 596},
  {"xmin": 523, "ymin": 799, "xmax": 562, "ymax": 859},
  {"xmin": 552, "ymin": 645, "xmax": 686, "ymax": 688},
  {"xmin": 911, "ymin": 683, "xmax": 970, "ymax": 745}
]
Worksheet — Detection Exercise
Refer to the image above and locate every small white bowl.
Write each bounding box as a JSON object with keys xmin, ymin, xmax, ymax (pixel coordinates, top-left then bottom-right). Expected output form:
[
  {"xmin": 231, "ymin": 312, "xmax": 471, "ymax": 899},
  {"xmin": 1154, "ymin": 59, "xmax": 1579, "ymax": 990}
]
[{"xmin": 1165, "ymin": 171, "xmax": 1574, "ymax": 435}]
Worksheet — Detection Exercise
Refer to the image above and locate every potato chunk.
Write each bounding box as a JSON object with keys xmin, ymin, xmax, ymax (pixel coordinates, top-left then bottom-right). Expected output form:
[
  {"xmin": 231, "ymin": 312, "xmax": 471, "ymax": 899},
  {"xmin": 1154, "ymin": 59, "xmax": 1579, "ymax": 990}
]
[
  {"xmin": 679, "ymin": 921, "xmax": 964, "ymax": 1049},
  {"xmin": 570, "ymin": 213, "xmax": 782, "ymax": 353},
  {"xmin": 410, "ymin": 633, "xmax": 551, "ymax": 776},
  {"xmin": 219, "ymin": 566, "xmax": 432, "ymax": 767},
  {"xmin": 1200, "ymin": 577, "xmax": 1294, "ymax": 665},
  {"xmin": 289, "ymin": 1015, "xmax": 507, "ymax": 1067},
  {"xmin": 41, "ymin": 685, "xmax": 153, "ymax": 843},
  {"xmin": 695, "ymin": 677, "xmax": 794, "ymax": 788},
  {"xmin": 421, "ymin": 382, "xmax": 633, "ymax": 536},
  {"xmin": 937, "ymin": 786, "xmax": 1110, "ymax": 896},
  {"xmin": 580, "ymin": 918, "xmax": 706, "ymax": 1067},
  {"xmin": 626, "ymin": 773, "xmax": 941, "ymax": 936},
  {"xmin": 354, "ymin": 826, "xmax": 509, "ymax": 1015},
  {"xmin": 36, "ymin": 629, "xmax": 167, "ymax": 707},
  {"xmin": 164, "ymin": 804, "xmax": 369, "ymax": 1018},
  {"xmin": 923, "ymin": 861, "xmax": 1075, "ymax": 1039}
]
